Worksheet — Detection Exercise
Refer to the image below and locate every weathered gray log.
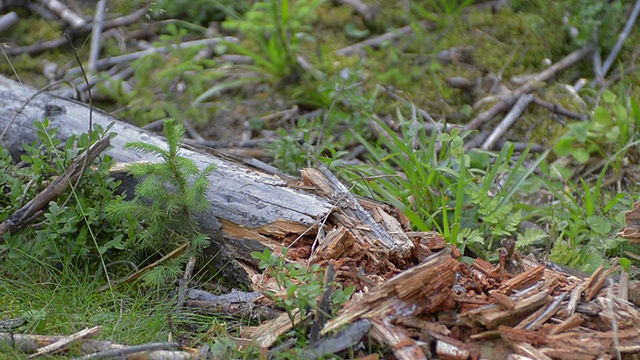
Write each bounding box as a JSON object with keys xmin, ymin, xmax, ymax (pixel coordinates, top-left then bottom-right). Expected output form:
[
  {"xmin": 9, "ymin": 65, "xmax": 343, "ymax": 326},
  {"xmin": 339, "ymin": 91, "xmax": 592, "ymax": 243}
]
[
  {"xmin": 0, "ymin": 75, "xmax": 331, "ymax": 286},
  {"xmin": 0, "ymin": 75, "xmax": 413, "ymax": 287}
]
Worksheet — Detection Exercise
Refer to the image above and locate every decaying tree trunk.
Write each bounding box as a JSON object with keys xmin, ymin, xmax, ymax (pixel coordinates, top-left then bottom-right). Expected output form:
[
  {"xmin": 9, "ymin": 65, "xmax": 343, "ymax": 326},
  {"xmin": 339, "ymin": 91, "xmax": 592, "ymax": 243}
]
[{"xmin": 0, "ymin": 75, "xmax": 415, "ymax": 288}]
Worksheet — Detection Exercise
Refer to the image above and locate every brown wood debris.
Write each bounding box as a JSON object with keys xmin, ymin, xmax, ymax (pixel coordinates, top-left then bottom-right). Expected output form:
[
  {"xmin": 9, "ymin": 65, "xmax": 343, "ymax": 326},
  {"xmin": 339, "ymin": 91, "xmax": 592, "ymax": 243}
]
[
  {"xmin": 278, "ymin": 239, "xmax": 640, "ymax": 359},
  {"xmin": 583, "ymin": 265, "xmax": 619, "ymax": 301},
  {"xmin": 618, "ymin": 201, "xmax": 640, "ymax": 243},
  {"xmin": 499, "ymin": 265, "xmax": 544, "ymax": 294},
  {"xmin": 322, "ymin": 249, "xmax": 459, "ymax": 335}
]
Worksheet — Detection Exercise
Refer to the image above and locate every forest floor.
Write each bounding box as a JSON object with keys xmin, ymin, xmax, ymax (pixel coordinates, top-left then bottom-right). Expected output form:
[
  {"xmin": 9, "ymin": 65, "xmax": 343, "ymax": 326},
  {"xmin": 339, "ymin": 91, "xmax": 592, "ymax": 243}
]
[{"xmin": 2, "ymin": 0, "xmax": 640, "ymax": 359}]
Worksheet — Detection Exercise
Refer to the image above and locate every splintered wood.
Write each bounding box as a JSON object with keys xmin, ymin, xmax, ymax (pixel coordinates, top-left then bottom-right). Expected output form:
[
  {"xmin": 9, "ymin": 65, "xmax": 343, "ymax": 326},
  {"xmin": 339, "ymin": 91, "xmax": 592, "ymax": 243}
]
[
  {"xmin": 321, "ymin": 250, "xmax": 458, "ymax": 335},
  {"xmin": 286, "ymin": 242, "xmax": 640, "ymax": 359},
  {"xmin": 618, "ymin": 201, "xmax": 640, "ymax": 243},
  {"xmin": 450, "ymin": 254, "xmax": 640, "ymax": 359},
  {"xmin": 300, "ymin": 165, "xmax": 414, "ymax": 258},
  {"xmin": 294, "ymin": 165, "xmax": 420, "ymax": 287}
]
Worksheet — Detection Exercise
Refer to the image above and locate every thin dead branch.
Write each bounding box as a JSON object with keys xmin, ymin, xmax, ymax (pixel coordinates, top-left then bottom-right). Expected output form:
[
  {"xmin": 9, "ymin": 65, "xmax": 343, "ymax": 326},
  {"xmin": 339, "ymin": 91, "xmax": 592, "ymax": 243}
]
[
  {"xmin": 531, "ymin": 96, "xmax": 587, "ymax": 120},
  {"xmin": 38, "ymin": 0, "xmax": 87, "ymax": 29},
  {"xmin": 28, "ymin": 326, "xmax": 100, "ymax": 358},
  {"xmin": 88, "ymin": 0, "xmax": 108, "ymax": 73},
  {"xmin": 335, "ymin": 24, "xmax": 419, "ymax": 57},
  {"xmin": 0, "ymin": 136, "xmax": 110, "ymax": 238},
  {"xmin": 66, "ymin": 37, "xmax": 238, "ymax": 76},
  {"xmin": 72, "ymin": 342, "xmax": 183, "ymax": 360},
  {"xmin": 464, "ymin": 44, "xmax": 595, "ymax": 132},
  {"xmin": 482, "ymin": 94, "xmax": 534, "ymax": 150},
  {"xmin": 597, "ymin": 0, "xmax": 640, "ymax": 84},
  {"xmin": 0, "ymin": 11, "xmax": 18, "ymax": 33}
]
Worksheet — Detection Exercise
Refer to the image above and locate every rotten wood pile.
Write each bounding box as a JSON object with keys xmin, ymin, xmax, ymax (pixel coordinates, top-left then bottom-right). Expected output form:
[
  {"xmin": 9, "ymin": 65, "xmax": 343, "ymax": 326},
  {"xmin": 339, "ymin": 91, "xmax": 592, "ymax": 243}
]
[
  {"xmin": 235, "ymin": 205, "xmax": 640, "ymax": 359},
  {"xmin": 5, "ymin": 240, "xmax": 640, "ymax": 359},
  {"xmin": 243, "ymin": 241, "xmax": 640, "ymax": 360}
]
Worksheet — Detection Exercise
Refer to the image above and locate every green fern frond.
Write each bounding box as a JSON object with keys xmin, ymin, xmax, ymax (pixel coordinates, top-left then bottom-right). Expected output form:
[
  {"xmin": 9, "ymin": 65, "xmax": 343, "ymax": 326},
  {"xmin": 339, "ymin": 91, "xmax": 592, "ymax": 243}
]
[{"xmin": 516, "ymin": 228, "xmax": 547, "ymax": 250}]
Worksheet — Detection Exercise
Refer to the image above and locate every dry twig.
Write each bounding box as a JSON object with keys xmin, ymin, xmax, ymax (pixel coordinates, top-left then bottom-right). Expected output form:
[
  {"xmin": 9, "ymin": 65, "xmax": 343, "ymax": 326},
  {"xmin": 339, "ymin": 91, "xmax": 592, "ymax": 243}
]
[
  {"xmin": 67, "ymin": 37, "xmax": 238, "ymax": 76},
  {"xmin": 464, "ymin": 44, "xmax": 595, "ymax": 132},
  {"xmin": 88, "ymin": 0, "xmax": 107, "ymax": 73},
  {"xmin": 597, "ymin": 0, "xmax": 640, "ymax": 85},
  {"xmin": 29, "ymin": 326, "xmax": 101, "ymax": 358},
  {"xmin": 0, "ymin": 136, "xmax": 110, "ymax": 238},
  {"xmin": 38, "ymin": 0, "xmax": 87, "ymax": 29},
  {"xmin": 0, "ymin": 11, "xmax": 18, "ymax": 33},
  {"xmin": 481, "ymin": 94, "xmax": 534, "ymax": 150}
]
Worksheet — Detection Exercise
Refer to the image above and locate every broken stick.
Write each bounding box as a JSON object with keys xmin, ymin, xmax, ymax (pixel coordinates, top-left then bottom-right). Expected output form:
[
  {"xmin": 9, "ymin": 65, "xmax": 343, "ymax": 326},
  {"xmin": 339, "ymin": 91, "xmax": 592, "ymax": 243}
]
[{"xmin": 464, "ymin": 44, "xmax": 595, "ymax": 132}]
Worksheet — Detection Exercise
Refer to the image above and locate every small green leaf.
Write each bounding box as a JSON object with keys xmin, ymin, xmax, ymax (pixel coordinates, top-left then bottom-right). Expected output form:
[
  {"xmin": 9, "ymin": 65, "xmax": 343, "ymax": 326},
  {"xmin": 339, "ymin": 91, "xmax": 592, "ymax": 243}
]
[
  {"xmin": 587, "ymin": 216, "xmax": 611, "ymax": 235},
  {"xmin": 619, "ymin": 257, "xmax": 631, "ymax": 272},
  {"xmin": 572, "ymin": 147, "xmax": 591, "ymax": 163},
  {"xmin": 552, "ymin": 137, "xmax": 575, "ymax": 157},
  {"xmin": 592, "ymin": 106, "xmax": 612, "ymax": 126},
  {"xmin": 602, "ymin": 90, "xmax": 616, "ymax": 104}
]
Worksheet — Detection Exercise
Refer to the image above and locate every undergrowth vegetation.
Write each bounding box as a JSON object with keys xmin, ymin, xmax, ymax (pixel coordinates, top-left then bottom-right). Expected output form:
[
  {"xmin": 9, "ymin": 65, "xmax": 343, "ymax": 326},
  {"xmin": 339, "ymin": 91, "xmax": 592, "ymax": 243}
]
[
  {"xmin": 1, "ymin": 119, "xmax": 213, "ymax": 286},
  {"xmin": 2, "ymin": 0, "xmax": 640, "ymax": 357},
  {"xmin": 1, "ymin": 121, "xmax": 122, "ymax": 274}
]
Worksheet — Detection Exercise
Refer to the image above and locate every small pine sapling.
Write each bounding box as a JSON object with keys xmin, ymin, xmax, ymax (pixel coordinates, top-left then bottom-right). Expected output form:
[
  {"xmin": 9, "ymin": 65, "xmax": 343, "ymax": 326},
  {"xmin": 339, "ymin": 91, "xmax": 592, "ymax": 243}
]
[{"xmin": 106, "ymin": 118, "xmax": 215, "ymax": 287}]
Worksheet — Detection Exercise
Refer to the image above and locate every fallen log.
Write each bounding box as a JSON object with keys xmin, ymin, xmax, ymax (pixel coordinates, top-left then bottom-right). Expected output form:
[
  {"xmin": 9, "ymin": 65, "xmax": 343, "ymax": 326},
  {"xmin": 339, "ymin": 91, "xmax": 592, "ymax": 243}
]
[{"xmin": 0, "ymin": 75, "xmax": 414, "ymax": 288}]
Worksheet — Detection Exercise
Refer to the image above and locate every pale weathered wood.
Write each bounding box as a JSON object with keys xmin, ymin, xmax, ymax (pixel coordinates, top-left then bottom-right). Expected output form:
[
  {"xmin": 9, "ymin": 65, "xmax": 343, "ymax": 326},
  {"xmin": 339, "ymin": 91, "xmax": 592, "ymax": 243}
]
[
  {"xmin": 370, "ymin": 319, "xmax": 426, "ymax": 360},
  {"xmin": 0, "ymin": 75, "xmax": 336, "ymax": 286},
  {"xmin": 243, "ymin": 310, "xmax": 298, "ymax": 348}
]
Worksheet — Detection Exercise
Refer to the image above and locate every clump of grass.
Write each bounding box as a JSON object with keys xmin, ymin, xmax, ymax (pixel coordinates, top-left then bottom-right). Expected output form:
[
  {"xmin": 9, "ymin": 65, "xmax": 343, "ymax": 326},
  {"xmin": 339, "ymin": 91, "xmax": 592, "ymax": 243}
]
[
  {"xmin": 0, "ymin": 264, "xmax": 230, "ymax": 357},
  {"xmin": 333, "ymin": 108, "xmax": 547, "ymax": 258}
]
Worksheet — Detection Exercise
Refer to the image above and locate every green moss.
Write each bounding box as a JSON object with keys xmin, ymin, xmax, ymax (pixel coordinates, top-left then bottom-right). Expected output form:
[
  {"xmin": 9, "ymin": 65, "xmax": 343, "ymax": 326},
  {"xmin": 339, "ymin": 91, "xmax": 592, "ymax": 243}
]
[
  {"xmin": 509, "ymin": 108, "xmax": 567, "ymax": 148},
  {"xmin": 366, "ymin": 0, "xmax": 412, "ymax": 32},
  {"xmin": 317, "ymin": 3, "xmax": 354, "ymax": 30},
  {"xmin": 325, "ymin": 3, "xmax": 595, "ymax": 125},
  {"xmin": 9, "ymin": 18, "xmax": 61, "ymax": 45},
  {"xmin": 0, "ymin": 54, "xmax": 66, "ymax": 88},
  {"xmin": 111, "ymin": 0, "xmax": 144, "ymax": 13},
  {"xmin": 316, "ymin": 4, "xmax": 366, "ymax": 53}
]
